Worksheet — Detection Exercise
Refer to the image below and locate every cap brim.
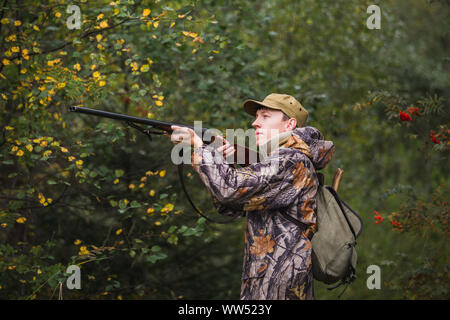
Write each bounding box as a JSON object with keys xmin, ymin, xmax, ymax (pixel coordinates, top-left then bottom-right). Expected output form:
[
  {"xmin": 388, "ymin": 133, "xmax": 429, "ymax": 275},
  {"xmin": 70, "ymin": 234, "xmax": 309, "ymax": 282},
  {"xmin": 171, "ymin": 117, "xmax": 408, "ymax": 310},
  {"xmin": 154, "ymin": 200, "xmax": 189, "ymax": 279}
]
[{"xmin": 243, "ymin": 99, "xmax": 283, "ymax": 116}]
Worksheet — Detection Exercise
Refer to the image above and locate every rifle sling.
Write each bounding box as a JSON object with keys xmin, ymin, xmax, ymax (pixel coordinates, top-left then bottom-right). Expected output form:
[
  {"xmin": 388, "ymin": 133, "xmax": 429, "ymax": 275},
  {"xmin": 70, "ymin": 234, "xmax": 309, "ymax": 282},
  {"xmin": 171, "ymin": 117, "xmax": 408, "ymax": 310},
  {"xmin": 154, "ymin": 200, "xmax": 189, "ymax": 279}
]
[
  {"xmin": 128, "ymin": 122, "xmax": 239, "ymax": 224},
  {"xmin": 177, "ymin": 163, "xmax": 240, "ymax": 224}
]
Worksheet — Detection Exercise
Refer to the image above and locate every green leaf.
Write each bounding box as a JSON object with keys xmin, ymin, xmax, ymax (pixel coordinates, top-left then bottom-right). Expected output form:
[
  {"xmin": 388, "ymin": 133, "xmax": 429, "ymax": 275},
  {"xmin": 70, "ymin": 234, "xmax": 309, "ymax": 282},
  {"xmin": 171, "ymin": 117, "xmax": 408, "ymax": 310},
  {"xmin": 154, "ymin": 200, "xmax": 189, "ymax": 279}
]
[
  {"xmin": 130, "ymin": 200, "xmax": 141, "ymax": 208},
  {"xmin": 109, "ymin": 200, "xmax": 118, "ymax": 207},
  {"xmin": 167, "ymin": 225, "xmax": 177, "ymax": 233},
  {"xmin": 167, "ymin": 234, "xmax": 178, "ymax": 245},
  {"xmin": 115, "ymin": 169, "xmax": 124, "ymax": 178},
  {"xmin": 150, "ymin": 245, "xmax": 161, "ymax": 252}
]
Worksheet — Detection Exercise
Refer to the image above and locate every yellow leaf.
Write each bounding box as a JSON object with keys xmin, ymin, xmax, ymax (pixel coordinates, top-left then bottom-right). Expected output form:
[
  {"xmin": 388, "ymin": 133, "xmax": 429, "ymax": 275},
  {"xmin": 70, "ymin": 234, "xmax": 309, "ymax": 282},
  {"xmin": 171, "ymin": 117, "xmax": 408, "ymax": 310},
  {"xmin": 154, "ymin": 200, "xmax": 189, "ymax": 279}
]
[
  {"xmin": 16, "ymin": 217, "xmax": 27, "ymax": 224},
  {"xmin": 78, "ymin": 246, "xmax": 90, "ymax": 256},
  {"xmin": 140, "ymin": 64, "xmax": 149, "ymax": 72},
  {"xmin": 182, "ymin": 31, "xmax": 198, "ymax": 38},
  {"xmin": 115, "ymin": 229, "xmax": 122, "ymax": 235},
  {"xmin": 55, "ymin": 12, "xmax": 61, "ymax": 18},
  {"xmin": 130, "ymin": 62, "xmax": 139, "ymax": 71},
  {"xmin": 143, "ymin": 9, "xmax": 151, "ymax": 17},
  {"xmin": 43, "ymin": 150, "xmax": 52, "ymax": 157}
]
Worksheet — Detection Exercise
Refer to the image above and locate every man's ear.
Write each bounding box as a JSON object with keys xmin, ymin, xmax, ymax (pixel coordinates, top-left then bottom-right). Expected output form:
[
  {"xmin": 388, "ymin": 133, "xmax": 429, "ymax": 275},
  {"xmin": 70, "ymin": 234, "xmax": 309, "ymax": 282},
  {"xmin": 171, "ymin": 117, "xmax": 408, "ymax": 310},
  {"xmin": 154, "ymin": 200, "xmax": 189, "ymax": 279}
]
[{"xmin": 287, "ymin": 118, "xmax": 297, "ymax": 130}]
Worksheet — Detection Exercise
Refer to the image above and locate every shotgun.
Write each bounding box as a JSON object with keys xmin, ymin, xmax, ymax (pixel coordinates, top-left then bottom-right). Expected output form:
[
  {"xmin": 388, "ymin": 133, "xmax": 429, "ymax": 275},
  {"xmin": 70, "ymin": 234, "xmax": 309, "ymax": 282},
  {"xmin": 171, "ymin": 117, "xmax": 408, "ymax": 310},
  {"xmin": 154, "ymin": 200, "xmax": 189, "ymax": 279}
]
[
  {"xmin": 68, "ymin": 106, "xmax": 259, "ymax": 164},
  {"xmin": 68, "ymin": 106, "xmax": 258, "ymax": 223}
]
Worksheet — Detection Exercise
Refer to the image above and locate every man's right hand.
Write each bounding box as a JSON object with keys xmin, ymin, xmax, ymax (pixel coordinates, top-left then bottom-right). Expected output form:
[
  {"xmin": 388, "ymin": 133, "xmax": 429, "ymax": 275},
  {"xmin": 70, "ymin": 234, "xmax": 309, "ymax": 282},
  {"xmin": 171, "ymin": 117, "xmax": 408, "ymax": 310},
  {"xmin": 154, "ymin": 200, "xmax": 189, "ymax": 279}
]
[{"xmin": 212, "ymin": 135, "xmax": 236, "ymax": 158}]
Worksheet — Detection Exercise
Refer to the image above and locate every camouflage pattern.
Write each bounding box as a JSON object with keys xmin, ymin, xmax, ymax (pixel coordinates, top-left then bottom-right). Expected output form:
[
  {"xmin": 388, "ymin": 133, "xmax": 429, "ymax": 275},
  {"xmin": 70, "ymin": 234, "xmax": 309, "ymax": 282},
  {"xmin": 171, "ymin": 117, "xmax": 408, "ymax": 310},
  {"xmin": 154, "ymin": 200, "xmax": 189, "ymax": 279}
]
[{"xmin": 191, "ymin": 126, "xmax": 335, "ymax": 300}]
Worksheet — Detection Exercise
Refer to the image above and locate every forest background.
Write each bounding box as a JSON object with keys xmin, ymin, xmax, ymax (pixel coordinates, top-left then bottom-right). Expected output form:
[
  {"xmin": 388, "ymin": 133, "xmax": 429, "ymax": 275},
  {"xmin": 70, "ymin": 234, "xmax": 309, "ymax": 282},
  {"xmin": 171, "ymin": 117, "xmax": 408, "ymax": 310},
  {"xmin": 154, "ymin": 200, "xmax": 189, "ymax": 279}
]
[{"xmin": 0, "ymin": 0, "xmax": 448, "ymax": 299}]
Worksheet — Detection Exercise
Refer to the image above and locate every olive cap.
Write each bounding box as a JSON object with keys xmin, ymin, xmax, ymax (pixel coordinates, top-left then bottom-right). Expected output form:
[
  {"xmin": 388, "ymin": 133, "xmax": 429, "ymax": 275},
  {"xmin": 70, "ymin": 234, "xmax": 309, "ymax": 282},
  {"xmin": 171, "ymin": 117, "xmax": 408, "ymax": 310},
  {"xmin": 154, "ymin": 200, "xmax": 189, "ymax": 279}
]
[{"xmin": 243, "ymin": 93, "xmax": 308, "ymax": 127}]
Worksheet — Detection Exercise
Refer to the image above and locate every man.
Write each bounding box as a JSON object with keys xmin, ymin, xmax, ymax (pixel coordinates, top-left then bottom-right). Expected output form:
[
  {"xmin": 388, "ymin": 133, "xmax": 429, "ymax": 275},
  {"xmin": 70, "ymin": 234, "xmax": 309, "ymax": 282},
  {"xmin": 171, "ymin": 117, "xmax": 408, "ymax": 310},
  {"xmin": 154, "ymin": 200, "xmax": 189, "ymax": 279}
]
[{"xmin": 169, "ymin": 93, "xmax": 335, "ymax": 300}]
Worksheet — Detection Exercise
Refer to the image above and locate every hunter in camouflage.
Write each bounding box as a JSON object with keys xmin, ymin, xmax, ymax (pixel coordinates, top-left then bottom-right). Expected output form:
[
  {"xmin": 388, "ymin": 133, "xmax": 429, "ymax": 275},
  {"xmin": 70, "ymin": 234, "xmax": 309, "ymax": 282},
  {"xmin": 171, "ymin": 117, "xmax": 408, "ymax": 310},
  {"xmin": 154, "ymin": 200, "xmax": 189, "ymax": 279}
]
[
  {"xmin": 169, "ymin": 93, "xmax": 334, "ymax": 299},
  {"xmin": 191, "ymin": 126, "xmax": 334, "ymax": 300}
]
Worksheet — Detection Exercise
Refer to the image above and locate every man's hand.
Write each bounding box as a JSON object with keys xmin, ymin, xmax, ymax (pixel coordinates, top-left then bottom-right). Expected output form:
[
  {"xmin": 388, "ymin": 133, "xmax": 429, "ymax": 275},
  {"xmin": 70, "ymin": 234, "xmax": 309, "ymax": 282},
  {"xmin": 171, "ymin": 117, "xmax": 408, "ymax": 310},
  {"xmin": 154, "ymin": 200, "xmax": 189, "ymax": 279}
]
[
  {"xmin": 168, "ymin": 125, "xmax": 204, "ymax": 149},
  {"xmin": 166, "ymin": 126, "xmax": 235, "ymax": 158},
  {"xmin": 212, "ymin": 135, "xmax": 236, "ymax": 158}
]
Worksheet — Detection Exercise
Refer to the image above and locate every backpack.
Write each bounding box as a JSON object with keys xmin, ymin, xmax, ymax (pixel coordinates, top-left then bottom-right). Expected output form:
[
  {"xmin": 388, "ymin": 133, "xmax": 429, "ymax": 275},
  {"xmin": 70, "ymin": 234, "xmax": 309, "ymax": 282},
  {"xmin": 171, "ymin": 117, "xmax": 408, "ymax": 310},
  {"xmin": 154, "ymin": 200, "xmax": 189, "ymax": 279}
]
[{"xmin": 280, "ymin": 170, "xmax": 363, "ymax": 297}]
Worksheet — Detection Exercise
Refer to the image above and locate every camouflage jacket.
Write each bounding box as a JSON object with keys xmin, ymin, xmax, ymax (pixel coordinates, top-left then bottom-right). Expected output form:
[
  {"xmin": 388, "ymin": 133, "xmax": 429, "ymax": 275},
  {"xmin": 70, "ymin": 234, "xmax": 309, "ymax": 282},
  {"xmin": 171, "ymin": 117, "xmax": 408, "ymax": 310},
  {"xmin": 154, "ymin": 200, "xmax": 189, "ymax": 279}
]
[{"xmin": 191, "ymin": 126, "xmax": 335, "ymax": 299}]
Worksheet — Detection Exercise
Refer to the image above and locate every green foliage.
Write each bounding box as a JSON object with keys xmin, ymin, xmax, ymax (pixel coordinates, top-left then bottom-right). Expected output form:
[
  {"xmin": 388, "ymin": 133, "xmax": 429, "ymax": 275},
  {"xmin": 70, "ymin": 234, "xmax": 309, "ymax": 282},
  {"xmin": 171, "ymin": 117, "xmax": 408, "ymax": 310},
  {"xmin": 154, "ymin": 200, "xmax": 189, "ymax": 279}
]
[{"xmin": 0, "ymin": 0, "xmax": 448, "ymax": 299}]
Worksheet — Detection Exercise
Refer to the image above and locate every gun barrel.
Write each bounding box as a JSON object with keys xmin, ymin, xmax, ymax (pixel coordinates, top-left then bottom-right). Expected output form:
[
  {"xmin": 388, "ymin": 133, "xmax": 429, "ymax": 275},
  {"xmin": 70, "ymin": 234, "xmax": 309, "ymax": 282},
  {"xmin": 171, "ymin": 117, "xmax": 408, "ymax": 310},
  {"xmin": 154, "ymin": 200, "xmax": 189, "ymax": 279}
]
[
  {"xmin": 69, "ymin": 106, "xmax": 259, "ymax": 165},
  {"xmin": 69, "ymin": 106, "xmax": 206, "ymax": 135}
]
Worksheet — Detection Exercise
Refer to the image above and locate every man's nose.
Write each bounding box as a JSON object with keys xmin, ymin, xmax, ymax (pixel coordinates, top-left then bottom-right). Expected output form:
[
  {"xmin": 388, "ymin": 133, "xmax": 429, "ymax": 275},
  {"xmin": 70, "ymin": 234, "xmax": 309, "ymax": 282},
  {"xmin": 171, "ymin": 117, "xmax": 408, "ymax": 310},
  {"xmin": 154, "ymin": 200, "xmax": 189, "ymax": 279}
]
[{"xmin": 252, "ymin": 118, "xmax": 260, "ymax": 128}]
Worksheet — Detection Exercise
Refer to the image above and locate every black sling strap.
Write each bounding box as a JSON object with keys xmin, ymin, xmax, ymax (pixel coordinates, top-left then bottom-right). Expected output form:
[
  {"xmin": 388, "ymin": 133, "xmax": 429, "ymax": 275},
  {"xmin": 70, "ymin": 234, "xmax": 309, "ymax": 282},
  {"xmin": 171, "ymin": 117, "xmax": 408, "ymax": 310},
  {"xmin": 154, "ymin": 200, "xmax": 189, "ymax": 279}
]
[
  {"xmin": 128, "ymin": 122, "xmax": 240, "ymax": 224},
  {"xmin": 177, "ymin": 162, "xmax": 241, "ymax": 224}
]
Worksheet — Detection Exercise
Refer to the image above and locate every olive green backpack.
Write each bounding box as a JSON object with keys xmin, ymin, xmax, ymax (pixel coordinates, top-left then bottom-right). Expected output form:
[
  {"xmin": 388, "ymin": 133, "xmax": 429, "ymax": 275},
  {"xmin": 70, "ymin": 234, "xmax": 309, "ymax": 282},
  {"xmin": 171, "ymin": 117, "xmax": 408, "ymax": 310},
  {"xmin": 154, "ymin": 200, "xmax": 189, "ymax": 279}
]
[{"xmin": 281, "ymin": 171, "xmax": 363, "ymax": 297}]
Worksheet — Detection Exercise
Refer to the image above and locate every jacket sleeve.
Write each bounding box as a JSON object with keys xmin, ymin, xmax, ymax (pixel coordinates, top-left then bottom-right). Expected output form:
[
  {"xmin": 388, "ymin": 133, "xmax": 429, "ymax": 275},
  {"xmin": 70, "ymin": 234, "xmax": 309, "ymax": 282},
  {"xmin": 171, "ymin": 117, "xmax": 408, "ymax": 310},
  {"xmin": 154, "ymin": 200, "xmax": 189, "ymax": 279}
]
[{"xmin": 191, "ymin": 144, "xmax": 316, "ymax": 213}]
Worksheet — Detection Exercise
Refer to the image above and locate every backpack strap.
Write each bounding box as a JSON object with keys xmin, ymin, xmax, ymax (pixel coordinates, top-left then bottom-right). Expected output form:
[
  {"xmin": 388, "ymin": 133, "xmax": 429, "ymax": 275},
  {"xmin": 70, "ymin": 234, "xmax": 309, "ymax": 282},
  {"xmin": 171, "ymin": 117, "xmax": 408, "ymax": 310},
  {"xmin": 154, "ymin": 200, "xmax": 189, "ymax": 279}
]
[
  {"xmin": 316, "ymin": 172, "xmax": 324, "ymax": 186},
  {"xmin": 279, "ymin": 170, "xmax": 324, "ymax": 240},
  {"xmin": 279, "ymin": 209, "xmax": 314, "ymax": 241}
]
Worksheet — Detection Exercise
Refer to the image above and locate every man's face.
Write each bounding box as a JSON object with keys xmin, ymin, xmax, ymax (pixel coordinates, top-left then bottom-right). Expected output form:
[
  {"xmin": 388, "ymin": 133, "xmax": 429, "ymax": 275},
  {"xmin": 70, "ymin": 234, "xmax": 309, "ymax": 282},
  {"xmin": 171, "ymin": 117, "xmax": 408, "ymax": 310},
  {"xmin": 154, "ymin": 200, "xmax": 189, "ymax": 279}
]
[{"xmin": 252, "ymin": 108, "xmax": 292, "ymax": 146}]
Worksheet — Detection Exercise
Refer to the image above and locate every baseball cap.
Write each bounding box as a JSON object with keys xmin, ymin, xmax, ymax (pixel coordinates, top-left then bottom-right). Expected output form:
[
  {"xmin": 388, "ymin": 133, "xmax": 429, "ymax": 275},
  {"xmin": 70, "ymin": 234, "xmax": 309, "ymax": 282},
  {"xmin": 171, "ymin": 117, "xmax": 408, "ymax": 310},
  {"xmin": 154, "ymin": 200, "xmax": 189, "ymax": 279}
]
[{"xmin": 243, "ymin": 93, "xmax": 308, "ymax": 127}]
